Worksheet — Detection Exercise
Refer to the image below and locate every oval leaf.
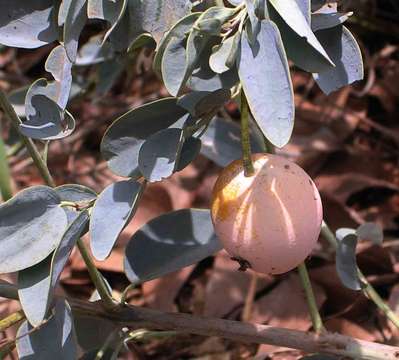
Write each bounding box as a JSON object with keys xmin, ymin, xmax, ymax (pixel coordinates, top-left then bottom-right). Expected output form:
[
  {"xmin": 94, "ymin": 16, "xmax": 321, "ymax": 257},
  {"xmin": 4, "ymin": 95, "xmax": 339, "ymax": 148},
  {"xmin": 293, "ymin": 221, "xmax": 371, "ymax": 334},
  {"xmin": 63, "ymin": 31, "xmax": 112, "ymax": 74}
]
[
  {"xmin": 313, "ymin": 26, "xmax": 364, "ymax": 95},
  {"xmin": 209, "ymin": 35, "xmax": 239, "ymax": 74},
  {"xmin": 138, "ymin": 128, "xmax": 184, "ymax": 182},
  {"xmin": 0, "ymin": 1, "xmax": 58, "ymax": 48},
  {"xmin": 16, "ymin": 299, "xmax": 78, "ymax": 360},
  {"xmin": 0, "ymin": 186, "xmax": 68, "ymax": 273},
  {"xmin": 238, "ymin": 20, "xmax": 294, "ymax": 148},
  {"xmin": 55, "ymin": 184, "xmax": 97, "ymax": 202},
  {"xmin": 90, "ymin": 180, "xmax": 144, "ymax": 260},
  {"xmin": 101, "ymin": 98, "xmax": 187, "ymax": 177},
  {"xmin": 18, "ymin": 211, "xmax": 89, "ymax": 326},
  {"xmin": 124, "ymin": 209, "xmax": 222, "ymax": 284}
]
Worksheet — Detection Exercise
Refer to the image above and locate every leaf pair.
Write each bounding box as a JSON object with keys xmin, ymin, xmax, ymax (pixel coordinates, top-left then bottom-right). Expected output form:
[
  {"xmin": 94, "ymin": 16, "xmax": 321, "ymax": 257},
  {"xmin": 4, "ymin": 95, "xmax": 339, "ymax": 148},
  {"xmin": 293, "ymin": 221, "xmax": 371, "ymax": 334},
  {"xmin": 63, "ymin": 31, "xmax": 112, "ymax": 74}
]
[
  {"xmin": 0, "ymin": 185, "xmax": 96, "ymax": 327},
  {"xmin": 157, "ymin": 7, "xmax": 240, "ymax": 96},
  {"xmin": 101, "ymin": 90, "xmax": 229, "ymax": 181}
]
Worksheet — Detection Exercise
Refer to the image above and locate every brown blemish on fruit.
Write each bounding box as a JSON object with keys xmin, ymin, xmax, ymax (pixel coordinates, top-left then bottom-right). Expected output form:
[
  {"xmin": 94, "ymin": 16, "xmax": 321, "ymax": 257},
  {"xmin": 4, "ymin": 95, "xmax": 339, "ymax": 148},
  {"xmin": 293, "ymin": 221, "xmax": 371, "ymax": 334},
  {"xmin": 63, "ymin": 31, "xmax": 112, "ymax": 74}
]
[
  {"xmin": 231, "ymin": 257, "xmax": 252, "ymax": 271},
  {"xmin": 284, "ymin": 164, "xmax": 290, "ymax": 169},
  {"xmin": 211, "ymin": 182, "xmax": 240, "ymax": 221}
]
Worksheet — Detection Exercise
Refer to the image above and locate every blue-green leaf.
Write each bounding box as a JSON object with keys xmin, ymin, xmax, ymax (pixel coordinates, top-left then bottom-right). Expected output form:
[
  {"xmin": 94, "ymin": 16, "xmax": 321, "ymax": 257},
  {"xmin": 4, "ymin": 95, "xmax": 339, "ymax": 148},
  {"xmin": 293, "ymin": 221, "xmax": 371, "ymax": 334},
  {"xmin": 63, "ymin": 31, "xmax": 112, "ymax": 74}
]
[
  {"xmin": 0, "ymin": 186, "xmax": 68, "ymax": 274},
  {"xmin": 21, "ymin": 95, "xmax": 75, "ymax": 140},
  {"xmin": 268, "ymin": 3, "xmax": 334, "ymax": 73},
  {"xmin": 313, "ymin": 26, "xmax": 364, "ymax": 95},
  {"xmin": 18, "ymin": 211, "xmax": 89, "ymax": 326},
  {"xmin": 90, "ymin": 180, "xmax": 144, "ymax": 260},
  {"xmin": 201, "ymin": 117, "xmax": 264, "ymax": 167},
  {"xmin": 335, "ymin": 228, "xmax": 365, "ymax": 291},
  {"xmin": 154, "ymin": 12, "xmax": 200, "ymax": 76},
  {"xmin": 124, "ymin": 209, "xmax": 221, "ymax": 284},
  {"xmin": 55, "ymin": 184, "xmax": 97, "ymax": 203},
  {"xmin": 21, "ymin": 45, "xmax": 75, "ymax": 140},
  {"xmin": 268, "ymin": 0, "xmax": 333, "ymax": 68},
  {"xmin": 16, "ymin": 299, "xmax": 78, "ymax": 360},
  {"xmin": 87, "ymin": 0, "xmax": 127, "ymax": 42},
  {"xmin": 238, "ymin": 20, "xmax": 294, "ymax": 148},
  {"xmin": 295, "ymin": 0, "xmax": 311, "ymax": 23},
  {"xmin": 209, "ymin": 34, "xmax": 239, "ymax": 74},
  {"xmin": 0, "ymin": 1, "xmax": 58, "ymax": 49},
  {"xmin": 64, "ymin": 0, "xmax": 88, "ymax": 62},
  {"xmin": 311, "ymin": 12, "xmax": 353, "ymax": 32},
  {"xmin": 356, "ymin": 222, "xmax": 383, "ymax": 245},
  {"xmin": 178, "ymin": 89, "xmax": 231, "ymax": 118},
  {"xmin": 101, "ymin": 98, "xmax": 187, "ymax": 177},
  {"xmin": 138, "ymin": 128, "xmax": 184, "ymax": 182}
]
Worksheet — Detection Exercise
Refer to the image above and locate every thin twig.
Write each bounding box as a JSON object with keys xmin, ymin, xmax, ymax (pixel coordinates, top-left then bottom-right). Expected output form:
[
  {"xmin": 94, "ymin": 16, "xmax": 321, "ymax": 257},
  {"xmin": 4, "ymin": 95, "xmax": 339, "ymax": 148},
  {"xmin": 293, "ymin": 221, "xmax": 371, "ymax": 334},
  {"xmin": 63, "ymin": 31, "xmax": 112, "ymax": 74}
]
[
  {"xmin": 0, "ymin": 311, "xmax": 25, "ymax": 332},
  {"xmin": 297, "ymin": 262, "xmax": 325, "ymax": 334},
  {"xmin": 0, "ymin": 122, "xmax": 13, "ymax": 201}
]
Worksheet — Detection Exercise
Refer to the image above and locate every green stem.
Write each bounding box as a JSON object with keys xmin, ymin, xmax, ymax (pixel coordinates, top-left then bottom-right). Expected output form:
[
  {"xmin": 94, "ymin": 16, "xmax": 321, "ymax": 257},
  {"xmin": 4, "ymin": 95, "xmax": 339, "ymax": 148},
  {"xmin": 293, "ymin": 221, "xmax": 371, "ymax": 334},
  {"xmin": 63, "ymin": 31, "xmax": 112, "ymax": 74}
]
[
  {"xmin": 76, "ymin": 239, "xmax": 117, "ymax": 310},
  {"xmin": 120, "ymin": 284, "xmax": 135, "ymax": 304},
  {"xmin": 321, "ymin": 221, "xmax": 399, "ymax": 329},
  {"xmin": 264, "ymin": 137, "xmax": 276, "ymax": 155},
  {"xmin": 0, "ymin": 311, "xmax": 25, "ymax": 332},
  {"xmin": 297, "ymin": 262, "xmax": 325, "ymax": 334},
  {"xmin": 240, "ymin": 92, "xmax": 254, "ymax": 177},
  {"xmin": 0, "ymin": 89, "xmax": 115, "ymax": 309},
  {"xmin": 0, "ymin": 123, "xmax": 13, "ymax": 201},
  {"xmin": 0, "ymin": 90, "xmax": 56, "ymax": 187}
]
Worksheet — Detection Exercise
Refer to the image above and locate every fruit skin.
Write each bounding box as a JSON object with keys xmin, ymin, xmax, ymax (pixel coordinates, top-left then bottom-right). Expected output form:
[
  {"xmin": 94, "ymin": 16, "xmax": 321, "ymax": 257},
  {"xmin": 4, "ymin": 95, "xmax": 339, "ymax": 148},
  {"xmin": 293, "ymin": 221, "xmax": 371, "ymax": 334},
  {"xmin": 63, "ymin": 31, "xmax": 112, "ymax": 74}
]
[{"xmin": 211, "ymin": 153, "xmax": 323, "ymax": 275}]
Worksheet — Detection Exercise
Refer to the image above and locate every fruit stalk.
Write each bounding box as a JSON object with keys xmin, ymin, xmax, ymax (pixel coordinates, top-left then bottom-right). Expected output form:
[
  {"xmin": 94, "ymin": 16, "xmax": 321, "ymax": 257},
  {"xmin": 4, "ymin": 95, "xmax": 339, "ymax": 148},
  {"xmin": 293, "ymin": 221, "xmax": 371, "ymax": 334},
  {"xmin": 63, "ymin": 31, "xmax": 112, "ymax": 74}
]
[{"xmin": 240, "ymin": 91, "xmax": 255, "ymax": 176}]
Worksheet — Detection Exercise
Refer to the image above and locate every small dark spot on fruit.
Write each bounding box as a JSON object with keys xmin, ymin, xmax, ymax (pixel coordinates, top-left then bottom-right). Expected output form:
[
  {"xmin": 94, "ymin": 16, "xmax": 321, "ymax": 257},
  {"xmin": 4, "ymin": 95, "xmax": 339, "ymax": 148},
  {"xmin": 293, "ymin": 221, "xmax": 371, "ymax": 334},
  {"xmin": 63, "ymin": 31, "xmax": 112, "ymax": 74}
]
[
  {"xmin": 308, "ymin": 179, "xmax": 312, "ymax": 185},
  {"xmin": 284, "ymin": 164, "xmax": 290, "ymax": 169},
  {"xmin": 231, "ymin": 257, "xmax": 251, "ymax": 272}
]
